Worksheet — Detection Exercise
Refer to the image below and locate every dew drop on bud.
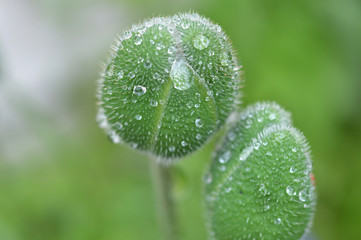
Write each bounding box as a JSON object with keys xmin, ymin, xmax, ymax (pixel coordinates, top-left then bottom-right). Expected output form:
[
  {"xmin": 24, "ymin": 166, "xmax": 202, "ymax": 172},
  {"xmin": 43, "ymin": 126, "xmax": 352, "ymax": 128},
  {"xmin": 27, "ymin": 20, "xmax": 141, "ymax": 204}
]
[
  {"xmin": 195, "ymin": 118, "xmax": 203, "ymax": 127},
  {"xmin": 193, "ymin": 34, "xmax": 210, "ymax": 50},
  {"xmin": 133, "ymin": 85, "xmax": 147, "ymax": 96},
  {"xmin": 220, "ymin": 51, "xmax": 230, "ymax": 66},
  {"xmin": 170, "ymin": 59, "xmax": 193, "ymax": 90},
  {"xmin": 134, "ymin": 36, "xmax": 143, "ymax": 45},
  {"xmin": 274, "ymin": 218, "xmax": 282, "ymax": 225}
]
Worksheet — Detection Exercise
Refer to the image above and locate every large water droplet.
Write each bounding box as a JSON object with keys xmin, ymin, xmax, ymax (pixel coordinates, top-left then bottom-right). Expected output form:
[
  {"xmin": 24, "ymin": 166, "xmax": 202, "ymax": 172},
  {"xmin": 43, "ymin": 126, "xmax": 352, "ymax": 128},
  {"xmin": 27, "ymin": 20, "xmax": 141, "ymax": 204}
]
[
  {"xmin": 133, "ymin": 85, "xmax": 147, "ymax": 95},
  {"xmin": 135, "ymin": 115, "xmax": 142, "ymax": 120},
  {"xmin": 192, "ymin": 34, "xmax": 210, "ymax": 50},
  {"xmin": 170, "ymin": 59, "xmax": 193, "ymax": 90}
]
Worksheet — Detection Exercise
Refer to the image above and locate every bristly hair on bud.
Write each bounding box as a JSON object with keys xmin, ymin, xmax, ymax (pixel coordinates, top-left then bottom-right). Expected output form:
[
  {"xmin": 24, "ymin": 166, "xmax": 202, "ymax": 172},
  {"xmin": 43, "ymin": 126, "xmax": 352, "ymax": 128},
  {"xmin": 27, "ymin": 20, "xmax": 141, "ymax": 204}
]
[{"xmin": 96, "ymin": 12, "xmax": 243, "ymax": 163}]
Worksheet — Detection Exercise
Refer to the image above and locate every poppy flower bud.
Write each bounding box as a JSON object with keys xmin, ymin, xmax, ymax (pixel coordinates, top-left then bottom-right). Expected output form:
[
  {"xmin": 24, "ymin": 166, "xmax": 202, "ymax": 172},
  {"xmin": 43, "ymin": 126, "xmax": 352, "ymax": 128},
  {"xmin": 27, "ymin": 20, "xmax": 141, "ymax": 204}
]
[{"xmin": 97, "ymin": 12, "xmax": 242, "ymax": 162}]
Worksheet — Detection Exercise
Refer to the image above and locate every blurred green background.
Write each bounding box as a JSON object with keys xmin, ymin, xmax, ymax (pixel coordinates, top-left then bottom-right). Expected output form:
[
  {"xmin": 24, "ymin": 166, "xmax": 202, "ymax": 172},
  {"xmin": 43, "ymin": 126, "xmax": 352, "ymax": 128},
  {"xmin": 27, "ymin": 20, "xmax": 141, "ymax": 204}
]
[{"xmin": 1, "ymin": 0, "xmax": 361, "ymax": 239}]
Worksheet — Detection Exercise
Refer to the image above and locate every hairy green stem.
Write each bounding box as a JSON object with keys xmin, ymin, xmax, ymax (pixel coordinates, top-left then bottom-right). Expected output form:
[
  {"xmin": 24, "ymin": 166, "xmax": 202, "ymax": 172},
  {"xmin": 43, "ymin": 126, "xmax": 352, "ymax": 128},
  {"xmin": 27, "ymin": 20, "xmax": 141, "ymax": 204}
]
[{"xmin": 150, "ymin": 158, "xmax": 178, "ymax": 240}]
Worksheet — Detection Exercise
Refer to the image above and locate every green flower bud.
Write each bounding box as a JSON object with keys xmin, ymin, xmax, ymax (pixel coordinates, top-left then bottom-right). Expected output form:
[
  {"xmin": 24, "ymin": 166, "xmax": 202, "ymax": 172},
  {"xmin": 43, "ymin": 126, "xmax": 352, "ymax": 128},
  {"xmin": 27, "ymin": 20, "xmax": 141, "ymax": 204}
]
[
  {"xmin": 97, "ymin": 12, "xmax": 242, "ymax": 162},
  {"xmin": 205, "ymin": 102, "xmax": 316, "ymax": 240}
]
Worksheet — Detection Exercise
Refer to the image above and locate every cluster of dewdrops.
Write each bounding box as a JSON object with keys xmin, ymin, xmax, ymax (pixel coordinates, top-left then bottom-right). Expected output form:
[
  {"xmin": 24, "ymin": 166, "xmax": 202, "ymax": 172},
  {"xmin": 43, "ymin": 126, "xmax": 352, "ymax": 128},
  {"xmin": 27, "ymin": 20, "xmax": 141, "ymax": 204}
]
[{"xmin": 97, "ymin": 12, "xmax": 242, "ymax": 158}]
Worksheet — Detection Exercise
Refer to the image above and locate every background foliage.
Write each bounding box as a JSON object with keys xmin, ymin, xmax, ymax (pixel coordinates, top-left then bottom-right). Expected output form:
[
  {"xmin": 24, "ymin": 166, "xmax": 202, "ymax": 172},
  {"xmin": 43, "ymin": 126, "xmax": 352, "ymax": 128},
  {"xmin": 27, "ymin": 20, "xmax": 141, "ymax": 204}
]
[{"xmin": 0, "ymin": 0, "xmax": 360, "ymax": 239}]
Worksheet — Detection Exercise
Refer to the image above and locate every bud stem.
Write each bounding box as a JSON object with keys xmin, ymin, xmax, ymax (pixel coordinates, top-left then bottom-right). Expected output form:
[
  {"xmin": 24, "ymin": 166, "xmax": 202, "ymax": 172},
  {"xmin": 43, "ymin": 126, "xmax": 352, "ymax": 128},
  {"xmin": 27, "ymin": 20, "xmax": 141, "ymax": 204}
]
[{"xmin": 150, "ymin": 158, "xmax": 178, "ymax": 240}]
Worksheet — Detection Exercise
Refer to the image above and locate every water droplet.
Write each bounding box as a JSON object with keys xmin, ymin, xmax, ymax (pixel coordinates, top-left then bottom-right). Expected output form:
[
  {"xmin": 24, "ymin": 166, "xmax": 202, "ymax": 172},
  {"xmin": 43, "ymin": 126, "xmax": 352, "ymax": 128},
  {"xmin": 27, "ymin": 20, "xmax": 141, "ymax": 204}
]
[
  {"xmin": 153, "ymin": 73, "xmax": 160, "ymax": 80},
  {"xmin": 186, "ymin": 101, "xmax": 193, "ymax": 108},
  {"xmin": 168, "ymin": 46, "xmax": 176, "ymax": 54},
  {"xmin": 290, "ymin": 166, "xmax": 296, "ymax": 173},
  {"xmin": 228, "ymin": 132, "xmax": 236, "ymax": 141},
  {"xmin": 220, "ymin": 51, "xmax": 230, "ymax": 66},
  {"xmin": 219, "ymin": 151, "xmax": 231, "ymax": 164},
  {"xmin": 245, "ymin": 167, "xmax": 251, "ymax": 172},
  {"xmin": 269, "ymin": 113, "xmax": 276, "ymax": 120},
  {"xmin": 239, "ymin": 146, "xmax": 253, "ymax": 161},
  {"xmin": 181, "ymin": 141, "xmax": 187, "ymax": 146},
  {"xmin": 292, "ymin": 147, "xmax": 297, "ymax": 152},
  {"xmin": 192, "ymin": 35, "xmax": 210, "ymax": 50},
  {"xmin": 117, "ymin": 70, "xmax": 124, "ymax": 79},
  {"xmin": 253, "ymin": 141, "xmax": 260, "ymax": 150},
  {"xmin": 286, "ymin": 186, "xmax": 294, "ymax": 196},
  {"xmin": 150, "ymin": 99, "xmax": 158, "ymax": 107},
  {"xmin": 169, "ymin": 146, "xmax": 175, "ymax": 152},
  {"xmin": 137, "ymin": 57, "xmax": 144, "ymax": 63},
  {"xmin": 208, "ymin": 50, "xmax": 214, "ymax": 56},
  {"xmin": 274, "ymin": 218, "xmax": 282, "ymax": 225},
  {"xmin": 114, "ymin": 122, "xmax": 123, "ymax": 130},
  {"xmin": 195, "ymin": 118, "xmax": 203, "ymax": 127},
  {"xmin": 299, "ymin": 190, "xmax": 307, "ymax": 202},
  {"xmin": 258, "ymin": 184, "xmax": 267, "ymax": 195},
  {"xmin": 181, "ymin": 22, "xmax": 190, "ymax": 29},
  {"xmin": 123, "ymin": 31, "xmax": 132, "ymax": 40},
  {"xmin": 129, "ymin": 72, "xmax": 135, "ymax": 79},
  {"xmin": 205, "ymin": 175, "xmax": 212, "ymax": 184},
  {"xmin": 135, "ymin": 115, "xmax": 142, "ymax": 120},
  {"xmin": 264, "ymin": 205, "xmax": 270, "ymax": 211},
  {"xmin": 196, "ymin": 134, "xmax": 202, "ymax": 140},
  {"xmin": 109, "ymin": 131, "xmax": 120, "ymax": 143},
  {"xmin": 134, "ymin": 36, "xmax": 143, "ymax": 45},
  {"xmin": 144, "ymin": 61, "xmax": 152, "ymax": 69},
  {"xmin": 156, "ymin": 42, "xmax": 164, "ymax": 50},
  {"xmin": 133, "ymin": 85, "xmax": 147, "ymax": 96},
  {"xmin": 225, "ymin": 187, "xmax": 232, "ymax": 193},
  {"xmin": 170, "ymin": 59, "xmax": 193, "ymax": 90}
]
